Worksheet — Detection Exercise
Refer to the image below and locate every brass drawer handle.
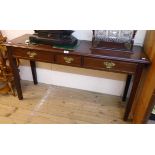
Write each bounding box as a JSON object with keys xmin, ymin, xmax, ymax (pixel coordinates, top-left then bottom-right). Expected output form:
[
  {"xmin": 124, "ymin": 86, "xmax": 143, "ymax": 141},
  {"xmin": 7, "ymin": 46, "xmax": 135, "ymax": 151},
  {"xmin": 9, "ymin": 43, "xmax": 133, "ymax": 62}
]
[
  {"xmin": 103, "ymin": 61, "xmax": 116, "ymax": 69},
  {"xmin": 27, "ymin": 51, "xmax": 37, "ymax": 58},
  {"xmin": 64, "ymin": 56, "xmax": 74, "ymax": 64}
]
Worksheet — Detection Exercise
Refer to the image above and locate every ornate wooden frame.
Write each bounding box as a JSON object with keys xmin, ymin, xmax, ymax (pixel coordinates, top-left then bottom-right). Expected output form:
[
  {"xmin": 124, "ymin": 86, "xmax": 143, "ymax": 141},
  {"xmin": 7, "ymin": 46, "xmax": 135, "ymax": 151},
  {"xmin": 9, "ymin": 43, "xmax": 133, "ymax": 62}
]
[{"xmin": 0, "ymin": 31, "xmax": 15, "ymax": 95}]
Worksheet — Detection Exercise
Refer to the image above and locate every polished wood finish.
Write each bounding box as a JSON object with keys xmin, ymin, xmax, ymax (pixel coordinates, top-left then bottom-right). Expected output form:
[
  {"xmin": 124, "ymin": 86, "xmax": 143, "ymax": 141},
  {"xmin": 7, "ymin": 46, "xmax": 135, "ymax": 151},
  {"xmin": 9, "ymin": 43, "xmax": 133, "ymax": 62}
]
[
  {"xmin": 132, "ymin": 31, "xmax": 155, "ymax": 123},
  {"xmin": 12, "ymin": 47, "xmax": 54, "ymax": 63},
  {"xmin": 124, "ymin": 64, "xmax": 144, "ymax": 121},
  {"xmin": 55, "ymin": 54, "xmax": 81, "ymax": 67},
  {"xmin": 5, "ymin": 34, "xmax": 149, "ymax": 64},
  {"xmin": 4, "ymin": 34, "xmax": 150, "ymax": 121},
  {"xmin": 83, "ymin": 57, "xmax": 137, "ymax": 74},
  {"xmin": 144, "ymin": 31, "xmax": 155, "ymax": 60}
]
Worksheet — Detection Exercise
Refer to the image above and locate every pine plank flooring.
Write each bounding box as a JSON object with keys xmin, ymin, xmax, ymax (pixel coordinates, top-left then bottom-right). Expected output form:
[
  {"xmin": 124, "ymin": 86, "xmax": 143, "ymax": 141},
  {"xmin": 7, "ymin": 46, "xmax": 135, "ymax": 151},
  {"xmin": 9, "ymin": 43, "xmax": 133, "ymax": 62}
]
[{"xmin": 0, "ymin": 81, "xmax": 127, "ymax": 124}]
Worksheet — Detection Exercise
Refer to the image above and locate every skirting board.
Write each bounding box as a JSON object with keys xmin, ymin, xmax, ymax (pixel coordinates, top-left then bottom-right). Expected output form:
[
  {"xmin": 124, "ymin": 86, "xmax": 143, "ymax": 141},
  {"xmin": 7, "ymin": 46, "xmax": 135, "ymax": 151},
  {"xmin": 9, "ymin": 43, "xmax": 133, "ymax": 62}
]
[{"xmin": 19, "ymin": 66, "xmax": 126, "ymax": 96}]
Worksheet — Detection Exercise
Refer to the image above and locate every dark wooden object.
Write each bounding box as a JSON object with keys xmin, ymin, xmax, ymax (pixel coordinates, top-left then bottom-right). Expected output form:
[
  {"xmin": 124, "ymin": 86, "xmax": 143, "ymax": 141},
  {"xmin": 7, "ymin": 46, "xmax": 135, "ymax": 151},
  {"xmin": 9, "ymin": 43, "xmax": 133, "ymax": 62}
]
[
  {"xmin": 7, "ymin": 47, "xmax": 23, "ymax": 99},
  {"xmin": 122, "ymin": 74, "xmax": 132, "ymax": 101},
  {"xmin": 30, "ymin": 61, "xmax": 38, "ymax": 85},
  {"xmin": 4, "ymin": 34, "xmax": 150, "ymax": 121},
  {"xmin": 123, "ymin": 64, "xmax": 144, "ymax": 120}
]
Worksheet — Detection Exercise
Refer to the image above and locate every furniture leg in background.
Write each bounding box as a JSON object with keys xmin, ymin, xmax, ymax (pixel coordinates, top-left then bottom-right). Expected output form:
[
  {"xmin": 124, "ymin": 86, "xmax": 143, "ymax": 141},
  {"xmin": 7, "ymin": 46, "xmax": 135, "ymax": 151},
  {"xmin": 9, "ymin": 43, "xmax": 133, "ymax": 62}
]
[
  {"xmin": 30, "ymin": 60, "xmax": 38, "ymax": 85},
  {"xmin": 122, "ymin": 74, "xmax": 132, "ymax": 101}
]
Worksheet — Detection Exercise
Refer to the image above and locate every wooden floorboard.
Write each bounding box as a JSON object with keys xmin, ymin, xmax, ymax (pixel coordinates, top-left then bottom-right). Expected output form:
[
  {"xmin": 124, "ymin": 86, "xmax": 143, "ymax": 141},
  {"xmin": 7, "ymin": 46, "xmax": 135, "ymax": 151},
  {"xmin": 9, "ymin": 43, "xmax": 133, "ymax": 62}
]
[{"xmin": 0, "ymin": 81, "xmax": 127, "ymax": 124}]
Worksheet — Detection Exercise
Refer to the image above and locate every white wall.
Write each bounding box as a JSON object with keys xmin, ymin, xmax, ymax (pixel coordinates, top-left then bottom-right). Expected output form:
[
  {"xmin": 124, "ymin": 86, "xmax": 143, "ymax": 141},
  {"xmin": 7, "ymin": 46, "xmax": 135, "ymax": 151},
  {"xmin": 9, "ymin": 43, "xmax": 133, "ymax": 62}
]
[{"xmin": 2, "ymin": 30, "xmax": 146, "ymax": 96}]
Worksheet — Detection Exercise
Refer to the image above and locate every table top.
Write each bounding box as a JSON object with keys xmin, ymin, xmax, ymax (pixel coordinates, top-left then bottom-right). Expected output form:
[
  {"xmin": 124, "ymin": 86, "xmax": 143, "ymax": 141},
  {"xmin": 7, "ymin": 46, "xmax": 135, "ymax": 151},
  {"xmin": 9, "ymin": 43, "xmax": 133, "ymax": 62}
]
[{"xmin": 4, "ymin": 34, "xmax": 150, "ymax": 64}]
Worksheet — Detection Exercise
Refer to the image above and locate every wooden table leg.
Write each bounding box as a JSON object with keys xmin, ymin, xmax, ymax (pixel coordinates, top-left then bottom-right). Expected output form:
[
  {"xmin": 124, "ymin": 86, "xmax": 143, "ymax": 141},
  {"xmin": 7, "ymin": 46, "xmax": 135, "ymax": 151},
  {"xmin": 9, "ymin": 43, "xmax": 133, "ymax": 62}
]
[
  {"xmin": 8, "ymin": 47, "xmax": 23, "ymax": 100},
  {"xmin": 124, "ymin": 64, "xmax": 144, "ymax": 121},
  {"xmin": 30, "ymin": 60, "xmax": 38, "ymax": 85},
  {"xmin": 122, "ymin": 74, "xmax": 132, "ymax": 101},
  {"xmin": 12, "ymin": 58, "xmax": 23, "ymax": 100}
]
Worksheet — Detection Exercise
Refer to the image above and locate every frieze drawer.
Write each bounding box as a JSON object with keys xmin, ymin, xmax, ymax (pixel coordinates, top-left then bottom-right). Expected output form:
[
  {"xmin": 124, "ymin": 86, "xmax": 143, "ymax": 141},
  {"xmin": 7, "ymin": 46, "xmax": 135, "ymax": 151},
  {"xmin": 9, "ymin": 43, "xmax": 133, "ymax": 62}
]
[
  {"xmin": 12, "ymin": 47, "xmax": 54, "ymax": 63},
  {"xmin": 83, "ymin": 57, "xmax": 137, "ymax": 74},
  {"xmin": 55, "ymin": 54, "xmax": 81, "ymax": 67}
]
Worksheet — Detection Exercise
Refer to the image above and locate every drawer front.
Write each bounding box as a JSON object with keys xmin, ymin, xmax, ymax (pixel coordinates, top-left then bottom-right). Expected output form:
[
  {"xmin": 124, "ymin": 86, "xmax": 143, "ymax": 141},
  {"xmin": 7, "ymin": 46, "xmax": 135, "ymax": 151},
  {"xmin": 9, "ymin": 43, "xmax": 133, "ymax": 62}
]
[
  {"xmin": 83, "ymin": 57, "xmax": 137, "ymax": 74},
  {"xmin": 12, "ymin": 47, "xmax": 54, "ymax": 63},
  {"xmin": 55, "ymin": 54, "xmax": 81, "ymax": 67}
]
